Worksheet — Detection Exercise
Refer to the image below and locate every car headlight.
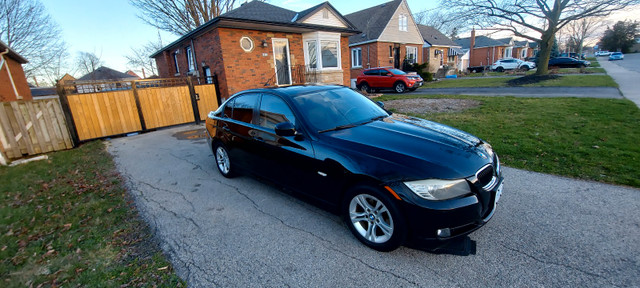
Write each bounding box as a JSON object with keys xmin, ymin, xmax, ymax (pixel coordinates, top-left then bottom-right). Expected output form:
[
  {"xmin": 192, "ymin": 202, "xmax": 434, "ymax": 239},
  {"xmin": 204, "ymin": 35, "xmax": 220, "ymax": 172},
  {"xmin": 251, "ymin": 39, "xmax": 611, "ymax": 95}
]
[{"xmin": 404, "ymin": 179, "xmax": 472, "ymax": 200}]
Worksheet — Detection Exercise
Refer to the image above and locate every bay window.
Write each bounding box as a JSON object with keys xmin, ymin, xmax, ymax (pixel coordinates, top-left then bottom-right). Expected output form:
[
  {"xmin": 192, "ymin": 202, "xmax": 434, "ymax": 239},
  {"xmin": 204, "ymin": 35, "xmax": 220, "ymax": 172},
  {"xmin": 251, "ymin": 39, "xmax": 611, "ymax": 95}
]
[{"xmin": 303, "ymin": 32, "xmax": 342, "ymax": 70}]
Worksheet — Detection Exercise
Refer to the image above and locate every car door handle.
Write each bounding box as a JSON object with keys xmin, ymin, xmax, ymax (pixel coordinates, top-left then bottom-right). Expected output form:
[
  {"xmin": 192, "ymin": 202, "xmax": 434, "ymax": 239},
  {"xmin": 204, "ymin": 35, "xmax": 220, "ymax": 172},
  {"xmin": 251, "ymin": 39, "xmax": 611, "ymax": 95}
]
[
  {"xmin": 222, "ymin": 126, "xmax": 230, "ymax": 132},
  {"xmin": 253, "ymin": 137, "xmax": 265, "ymax": 142}
]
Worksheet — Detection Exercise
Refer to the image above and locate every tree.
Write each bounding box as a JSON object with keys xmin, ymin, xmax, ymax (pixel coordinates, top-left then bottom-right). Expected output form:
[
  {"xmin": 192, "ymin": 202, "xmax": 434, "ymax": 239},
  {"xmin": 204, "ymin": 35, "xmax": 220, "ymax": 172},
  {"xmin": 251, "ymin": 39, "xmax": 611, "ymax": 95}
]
[
  {"xmin": 75, "ymin": 51, "xmax": 103, "ymax": 77},
  {"xmin": 563, "ymin": 17, "xmax": 602, "ymax": 55},
  {"xmin": 446, "ymin": 0, "xmax": 640, "ymax": 75},
  {"xmin": 413, "ymin": 8, "xmax": 472, "ymax": 38},
  {"xmin": 125, "ymin": 38, "xmax": 164, "ymax": 78},
  {"xmin": 130, "ymin": 0, "xmax": 239, "ymax": 36},
  {"xmin": 0, "ymin": 0, "xmax": 67, "ymax": 80},
  {"xmin": 600, "ymin": 20, "xmax": 639, "ymax": 53}
]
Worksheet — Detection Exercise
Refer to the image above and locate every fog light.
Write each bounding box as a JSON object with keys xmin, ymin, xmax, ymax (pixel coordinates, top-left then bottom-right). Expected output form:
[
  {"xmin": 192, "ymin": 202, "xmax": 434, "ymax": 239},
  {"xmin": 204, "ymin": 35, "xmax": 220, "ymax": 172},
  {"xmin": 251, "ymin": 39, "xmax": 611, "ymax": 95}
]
[{"xmin": 437, "ymin": 228, "xmax": 451, "ymax": 238}]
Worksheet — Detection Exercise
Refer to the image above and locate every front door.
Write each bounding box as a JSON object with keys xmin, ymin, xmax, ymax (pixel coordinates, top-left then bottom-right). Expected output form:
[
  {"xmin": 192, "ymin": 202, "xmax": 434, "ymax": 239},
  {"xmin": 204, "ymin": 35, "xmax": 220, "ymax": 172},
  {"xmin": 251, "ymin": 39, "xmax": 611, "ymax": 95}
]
[
  {"xmin": 393, "ymin": 47, "xmax": 401, "ymax": 69},
  {"xmin": 203, "ymin": 66, "xmax": 212, "ymax": 84},
  {"xmin": 272, "ymin": 39, "xmax": 292, "ymax": 86}
]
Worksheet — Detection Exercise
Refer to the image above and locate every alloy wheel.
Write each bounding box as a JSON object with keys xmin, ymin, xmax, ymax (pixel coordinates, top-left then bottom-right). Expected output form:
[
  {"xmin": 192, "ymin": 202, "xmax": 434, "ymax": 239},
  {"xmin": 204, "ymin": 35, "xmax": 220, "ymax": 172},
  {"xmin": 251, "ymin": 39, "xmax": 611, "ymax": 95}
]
[
  {"xmin": 216, "ymin": 146, "xmax": 230, "ymax": 175},
  {"xmin": 349, "ymin": 194, "xmax": 394, "ymax": 243}
]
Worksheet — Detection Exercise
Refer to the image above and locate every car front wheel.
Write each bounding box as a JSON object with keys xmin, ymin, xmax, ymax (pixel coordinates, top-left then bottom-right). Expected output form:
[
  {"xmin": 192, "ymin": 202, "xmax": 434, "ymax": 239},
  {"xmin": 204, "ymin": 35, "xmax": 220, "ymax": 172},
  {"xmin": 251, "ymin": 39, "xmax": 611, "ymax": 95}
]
[
  {"xmin": 496, "ymin": 66, "xmax": 504, "ymax": 72},
  {"xmin": 343, "ymin": 185, "xmax": 406, "ymax": 252},
  {"xmin": 214, "ymin": 143, "xmax": 235, "ymax": 178},
  {"xmin": 394, "ymin": 82, "xmax": 406, "ymax": 93}
]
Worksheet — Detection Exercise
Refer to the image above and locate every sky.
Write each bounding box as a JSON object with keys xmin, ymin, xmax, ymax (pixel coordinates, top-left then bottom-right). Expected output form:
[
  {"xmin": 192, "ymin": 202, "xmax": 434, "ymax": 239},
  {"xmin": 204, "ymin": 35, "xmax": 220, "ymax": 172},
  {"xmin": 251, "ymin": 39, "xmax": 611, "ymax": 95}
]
[{"xmin": 38, "ymin": 0, "xmax": 637, "ymax": 81}]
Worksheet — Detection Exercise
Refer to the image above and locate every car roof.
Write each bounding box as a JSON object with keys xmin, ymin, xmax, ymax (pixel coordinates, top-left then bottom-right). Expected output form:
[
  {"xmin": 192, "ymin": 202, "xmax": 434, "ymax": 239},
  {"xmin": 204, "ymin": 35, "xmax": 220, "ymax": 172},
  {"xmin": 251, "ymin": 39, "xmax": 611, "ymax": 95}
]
[
  {"xmin": 364, "ymin": 67, "xmax": 394, "ymax": 70},
  {"xmin": 230, "ymin": 85, "xmax": 348, "ymax": 99}
]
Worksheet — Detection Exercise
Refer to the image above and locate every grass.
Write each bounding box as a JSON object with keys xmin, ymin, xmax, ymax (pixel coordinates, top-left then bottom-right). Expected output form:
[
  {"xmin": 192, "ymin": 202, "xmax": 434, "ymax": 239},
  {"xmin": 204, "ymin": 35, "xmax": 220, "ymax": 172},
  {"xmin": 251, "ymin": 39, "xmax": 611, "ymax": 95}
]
[
  {"xmin": 378, "ymin": 94, "xmax": 640, "ymax": 188},
  {"xmin": 0, "ymin": 141, "xmax": 185, "ymax": 287},
  {"xmin": 422, "ymin": 74, "xmax": 617, "ymax": 88}
]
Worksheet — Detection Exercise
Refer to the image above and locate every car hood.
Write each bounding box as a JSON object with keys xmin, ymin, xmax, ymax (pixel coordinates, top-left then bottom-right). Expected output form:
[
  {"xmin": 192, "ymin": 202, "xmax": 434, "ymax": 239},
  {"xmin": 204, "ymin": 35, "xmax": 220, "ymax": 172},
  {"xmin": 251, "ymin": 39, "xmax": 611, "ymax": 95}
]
[{"xmin": 319, "ymin": 115, "xmax": 494, "ymax": 182}]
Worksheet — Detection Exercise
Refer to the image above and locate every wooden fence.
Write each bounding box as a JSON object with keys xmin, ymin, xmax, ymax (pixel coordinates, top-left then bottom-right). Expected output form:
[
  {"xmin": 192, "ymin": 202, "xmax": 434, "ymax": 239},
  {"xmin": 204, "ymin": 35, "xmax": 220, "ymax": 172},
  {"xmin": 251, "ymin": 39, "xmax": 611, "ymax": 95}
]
[
  {"xmin": 0, "ymin": 96, "xmax": 73, "ymax": 160},
  {"xmin": 60, "ymin": 76, "xmax": 220, "ymax": 142}
]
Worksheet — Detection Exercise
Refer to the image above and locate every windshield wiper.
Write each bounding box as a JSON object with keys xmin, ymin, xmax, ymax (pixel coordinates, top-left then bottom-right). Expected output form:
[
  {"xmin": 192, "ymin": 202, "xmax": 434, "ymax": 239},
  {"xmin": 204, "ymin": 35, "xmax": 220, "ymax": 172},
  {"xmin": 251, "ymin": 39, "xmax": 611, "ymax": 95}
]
[
  {"xmin": 318, "ymin": 123, "xmax": 360, "ymax": 133},
  {"xmin": 318, "ymin": 115, "xmax": 388, "ymax": 133}
]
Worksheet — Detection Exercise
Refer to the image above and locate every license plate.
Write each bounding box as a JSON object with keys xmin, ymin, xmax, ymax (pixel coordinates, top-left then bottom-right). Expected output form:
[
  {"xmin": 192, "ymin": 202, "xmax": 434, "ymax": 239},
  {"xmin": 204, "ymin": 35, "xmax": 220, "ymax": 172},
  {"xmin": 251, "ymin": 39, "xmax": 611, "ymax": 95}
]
[{"xmin": 495, "ymin": 181, "xmax": 503, "ymax": 203}]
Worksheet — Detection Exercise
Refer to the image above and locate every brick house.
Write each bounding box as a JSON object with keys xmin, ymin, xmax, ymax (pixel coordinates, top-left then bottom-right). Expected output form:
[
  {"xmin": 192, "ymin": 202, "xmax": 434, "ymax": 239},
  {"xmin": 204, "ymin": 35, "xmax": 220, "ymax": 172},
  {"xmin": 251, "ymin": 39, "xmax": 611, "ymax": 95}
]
[
  {"xmin": 151, "ymin": 1, "xmax": 359, "ymax": 100},
  {"xmin": 0, "ymin": 41, "xmax": 32, "ymax": 102},
  {"xmin": 512, "ymin": 40, "xmax": 535, "ymax": 60},
  {"xmin": 455, "ymin": 30, "xmax": 513, "ymax": 67},
  {"xmin": 344, "ymin": 0, "xmax": 423, "ymax": 82},
  {"xmin": 417, "ymin": 24, "xmax": 462, "ymax": 74}
]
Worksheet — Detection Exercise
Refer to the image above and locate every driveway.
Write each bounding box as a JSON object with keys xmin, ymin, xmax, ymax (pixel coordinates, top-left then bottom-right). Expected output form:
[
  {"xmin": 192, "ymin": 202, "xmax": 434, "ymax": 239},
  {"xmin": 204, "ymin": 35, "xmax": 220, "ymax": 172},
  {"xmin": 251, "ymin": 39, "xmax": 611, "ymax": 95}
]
[{"xmin": 108, "ymin": 124, "xmax": 640, "ymax": 287}]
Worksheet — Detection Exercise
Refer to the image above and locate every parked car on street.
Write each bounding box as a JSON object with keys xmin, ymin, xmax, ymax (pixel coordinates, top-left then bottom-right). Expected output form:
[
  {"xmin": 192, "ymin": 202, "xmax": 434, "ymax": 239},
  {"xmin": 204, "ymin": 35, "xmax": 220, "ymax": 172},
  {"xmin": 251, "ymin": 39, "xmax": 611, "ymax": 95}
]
[
  {"xmin": 356, "ymin": 67, "xmax": 423, "ymax": 93},
  {"xmin": 548, "ymin": 57, "xmax": 591, "ymax": 68},
  {"xmin": 205, "ymin": 85, "xmax": 503, "ymax": 251},
  {"xmin": 595, "ymin": 51, "xmax": 611, "ymax": 57},
  {"xmin": 490, "ymin": 58, "xmax": 536, "ymax": 72},
  {"xmin": 559, "ymin": 52, "xmax": 585, "ymax": 59},
  {"xmin": 608, "ymin": 52, "xmax": 624, "ymax": 61}
]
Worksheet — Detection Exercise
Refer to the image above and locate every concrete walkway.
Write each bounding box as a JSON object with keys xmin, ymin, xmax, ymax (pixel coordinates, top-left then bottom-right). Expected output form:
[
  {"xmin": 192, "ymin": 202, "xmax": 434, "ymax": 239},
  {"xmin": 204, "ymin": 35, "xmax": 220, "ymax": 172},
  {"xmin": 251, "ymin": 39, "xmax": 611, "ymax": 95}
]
[
  {"xmin": 409, "ymin": 86, "xmax": 623, "ymax": 98},
  {"xmin": 599, "ymin": 59, "xmax": 640, "ymax": 108}
]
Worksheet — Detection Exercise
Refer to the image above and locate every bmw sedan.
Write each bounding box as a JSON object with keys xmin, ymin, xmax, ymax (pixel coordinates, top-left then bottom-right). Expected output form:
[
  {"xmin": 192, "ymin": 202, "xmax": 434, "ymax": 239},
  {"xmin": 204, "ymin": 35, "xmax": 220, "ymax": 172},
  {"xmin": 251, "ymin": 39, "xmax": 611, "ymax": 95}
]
[
  {"xmin": 548, "ymin": 57, "xmax": 591, "ymax": 68},
  {"xmin": 205, "ymin": 85, "xmax": 503, "ymax": 251}
]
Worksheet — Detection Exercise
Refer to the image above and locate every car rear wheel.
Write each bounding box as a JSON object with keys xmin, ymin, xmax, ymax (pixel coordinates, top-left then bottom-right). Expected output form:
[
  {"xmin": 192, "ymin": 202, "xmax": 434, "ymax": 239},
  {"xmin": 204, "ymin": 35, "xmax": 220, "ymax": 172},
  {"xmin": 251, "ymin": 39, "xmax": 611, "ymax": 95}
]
[
  {"xmin": 496, "ymin": 66, "xmax": 504, "ymax": 72},
  {"xmin": 359, "ymin": 83, "xmax": 371, "ymax": 93},
  {"xmin": 394, "ymin": 82, "xmax": 406, "ymax": 93},
  {"xmin": 522, "ymin": 65, "xmax": 530, "ymax": 71},
  {"xmin": 343, "ymin": 185, "xmax": 406, "ymax": 252},
  {"xmin": 214, "ymin": 143, "xmax": 235, "ymax": 178}
]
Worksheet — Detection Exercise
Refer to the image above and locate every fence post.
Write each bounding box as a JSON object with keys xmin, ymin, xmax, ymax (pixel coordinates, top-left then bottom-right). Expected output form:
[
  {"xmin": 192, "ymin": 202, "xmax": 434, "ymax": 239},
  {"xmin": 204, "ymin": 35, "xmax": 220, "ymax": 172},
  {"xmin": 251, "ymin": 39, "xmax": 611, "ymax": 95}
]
[
  {"xmin": 213, "ymin": 74, "xmax": 222, "ymax": 106},
  {"xmin": 56, "ymin": 83, "xmax": 79, "ymax": 147},
  {"xmin": 131, "ymin": 80, "xmax": 147, "ymax": 131},
  {"xmin": 186, "ymin": 76, "xmax": 201, "ymax": 124}
]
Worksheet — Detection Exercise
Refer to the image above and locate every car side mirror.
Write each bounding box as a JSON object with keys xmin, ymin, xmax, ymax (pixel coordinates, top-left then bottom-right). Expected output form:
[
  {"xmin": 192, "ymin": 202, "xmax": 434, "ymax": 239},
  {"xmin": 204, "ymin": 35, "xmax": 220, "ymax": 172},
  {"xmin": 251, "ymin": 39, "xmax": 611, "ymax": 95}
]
[
  {"xmin": 376, "ymin": 101, "xmax": 385, "ymax": 108},
  {"xmin": 275, "ymin": 122, "xmax": 296, "ymax": 137},
  {"xmin": 387, "ymin": 73, "xmax": 393, "ymax": 77}
]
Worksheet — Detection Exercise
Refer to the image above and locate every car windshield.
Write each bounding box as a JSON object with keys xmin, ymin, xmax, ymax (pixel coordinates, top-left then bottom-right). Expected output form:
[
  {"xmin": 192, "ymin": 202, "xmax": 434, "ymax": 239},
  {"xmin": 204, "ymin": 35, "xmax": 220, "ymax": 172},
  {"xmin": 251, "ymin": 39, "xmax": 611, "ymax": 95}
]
[
  {"xmin": 388, "ymin": 69, "xmax": 406, "ymax": 75},
  {"xmin": 291, "ymin": 88, "xmax": 389, "ymax": 133}
]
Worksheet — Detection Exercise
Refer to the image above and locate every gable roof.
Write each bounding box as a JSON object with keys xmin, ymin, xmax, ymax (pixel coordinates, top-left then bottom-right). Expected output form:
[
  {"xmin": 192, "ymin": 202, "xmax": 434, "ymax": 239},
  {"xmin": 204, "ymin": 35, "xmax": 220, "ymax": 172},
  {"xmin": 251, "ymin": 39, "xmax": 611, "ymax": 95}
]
[
  {"xmin": 0, "ymin": 40, "xmax": 28, "ymax": 64},
  {"xmin": 345, "ymin": 0, "xmax": 403, "ymax": 44},
  {"xmin": 455, "ymin": 35, "xmax": 509, "ymax": 49},
  {"xmin": 151, "ymin": 0, "xmax": 359, "ymax": 58},
  {"xmin": 417, "ymin": 24, "xmax": 458, "ymax": 47},
  {"xmin": 76, "ymin": 66, "xmax": 138, "ymax": 82}
]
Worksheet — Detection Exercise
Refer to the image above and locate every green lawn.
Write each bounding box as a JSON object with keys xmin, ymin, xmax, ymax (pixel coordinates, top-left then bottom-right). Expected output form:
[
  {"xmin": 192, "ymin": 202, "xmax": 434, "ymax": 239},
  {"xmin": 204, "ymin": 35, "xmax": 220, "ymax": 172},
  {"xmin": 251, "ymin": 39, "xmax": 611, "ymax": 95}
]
[
  {"xmin": 462, "ymin": 67, "xmax": 605, "ymax": 77},
  {"xmin": 423, "ymin": 74, "xmax": 617, "ymax": 88},
  {"xmin": 378, "ymin": 94, "xmax": 640, "ymax": 187},
  {"xmin": 0, "ymin": 141, "xmax": 184, "ymax": 287}
]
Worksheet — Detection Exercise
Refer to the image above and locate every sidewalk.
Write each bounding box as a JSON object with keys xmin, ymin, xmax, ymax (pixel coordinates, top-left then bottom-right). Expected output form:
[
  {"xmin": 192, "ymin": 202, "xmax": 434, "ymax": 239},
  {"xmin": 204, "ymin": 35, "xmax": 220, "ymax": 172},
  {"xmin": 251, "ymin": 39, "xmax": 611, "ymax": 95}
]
[{"xmin": 599, "ymin": 60, "xmax": 640, "ymax": 108}]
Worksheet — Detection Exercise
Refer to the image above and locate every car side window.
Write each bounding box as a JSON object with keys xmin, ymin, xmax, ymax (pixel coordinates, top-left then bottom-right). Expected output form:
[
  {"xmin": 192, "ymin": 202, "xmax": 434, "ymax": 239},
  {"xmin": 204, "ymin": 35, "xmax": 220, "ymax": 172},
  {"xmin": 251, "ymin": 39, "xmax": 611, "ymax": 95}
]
[
  {"xmin": 223, "ymin": 99, "xmax": 234, "ymax": 118},
  {"xmin": 258, "ymin": 94, "xmax": 296, "ymax": 130},
  {"xmin": 364, "ymin": 69, "xmax": 379, "ymax": 76},
  {"xmin": 231, "ymin": 93, "xmax": 259, "ymax": 124}
]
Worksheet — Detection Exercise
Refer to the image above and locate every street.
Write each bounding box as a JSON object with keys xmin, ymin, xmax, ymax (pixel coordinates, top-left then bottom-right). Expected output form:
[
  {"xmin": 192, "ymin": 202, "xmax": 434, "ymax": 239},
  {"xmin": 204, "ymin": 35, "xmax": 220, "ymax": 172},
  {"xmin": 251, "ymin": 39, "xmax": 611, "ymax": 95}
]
[{"xmin": 108, "ymin": 125, "xmax": 640, "ymax": 287}]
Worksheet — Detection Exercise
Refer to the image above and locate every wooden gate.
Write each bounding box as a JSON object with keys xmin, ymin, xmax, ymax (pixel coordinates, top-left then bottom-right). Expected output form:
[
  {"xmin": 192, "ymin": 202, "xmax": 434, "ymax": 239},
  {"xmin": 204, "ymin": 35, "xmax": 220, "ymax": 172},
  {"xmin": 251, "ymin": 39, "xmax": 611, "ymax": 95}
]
[
  {"xmin": 0, "ymin": 97, "xmax": 73, "ymax": 159},
  {"xmin": 61, "ymin": 77, "xmax": 219, "ymax": 141}
]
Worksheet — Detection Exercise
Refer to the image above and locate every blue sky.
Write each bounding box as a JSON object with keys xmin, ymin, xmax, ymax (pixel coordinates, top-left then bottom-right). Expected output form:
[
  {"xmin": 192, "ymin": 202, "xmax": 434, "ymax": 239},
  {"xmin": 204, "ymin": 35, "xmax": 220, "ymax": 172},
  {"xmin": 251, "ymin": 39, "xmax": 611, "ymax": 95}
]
[{"xmin": 39, "ymin": 0, "xmax": 437, "ymax": 77}]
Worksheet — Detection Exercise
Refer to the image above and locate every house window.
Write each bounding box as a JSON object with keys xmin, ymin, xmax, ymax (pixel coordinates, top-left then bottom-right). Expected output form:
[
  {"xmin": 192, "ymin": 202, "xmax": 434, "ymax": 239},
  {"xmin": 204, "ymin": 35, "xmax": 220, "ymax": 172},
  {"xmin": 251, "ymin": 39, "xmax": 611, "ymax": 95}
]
[
  {"xmin": 351, "ymin": 48, "xmax": 362, "ymax": 68},
  {"xmin": 389, "ymin": 45, "xmax": 393, "ymax": 57},
  {"xmin": 504, "ymin": 47, "xmax": 513, "ymax": 58},
  {"xmin": 406, "ymin": 46, "xmax": 417, "ymax": 64},
  {"xmin": 240, "ymin": 36, "xmax": 254, "ymax": 52},
  {"xmin": 303, "ymin": 32, "xmax": 341, "ymax": 70},
  {"xmin": 521, "ymin": 48, "xmax": 528, "ymax": 59},
  {"xmin": 399, "ymin": 14, "xmax": 408, "ymax": 32},
  {"xmin": 173, "ymin": 51, "xmax": 180, "ymax": 74},
  {"xmin": 186, "ymin": 46, "xmax": 195, "ymax": 72}
]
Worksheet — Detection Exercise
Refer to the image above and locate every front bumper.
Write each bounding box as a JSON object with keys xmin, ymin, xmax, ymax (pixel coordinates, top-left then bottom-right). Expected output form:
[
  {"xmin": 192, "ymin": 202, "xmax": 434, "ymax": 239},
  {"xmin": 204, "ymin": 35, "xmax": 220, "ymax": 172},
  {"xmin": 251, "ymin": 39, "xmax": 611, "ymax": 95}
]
[
  {"xmin": 409, "ymin": 81, "xmax": 423, "ymax": 88},
  {"xmin": 391, "ymin": 177, "xmax": 504, "ymax": 242}
]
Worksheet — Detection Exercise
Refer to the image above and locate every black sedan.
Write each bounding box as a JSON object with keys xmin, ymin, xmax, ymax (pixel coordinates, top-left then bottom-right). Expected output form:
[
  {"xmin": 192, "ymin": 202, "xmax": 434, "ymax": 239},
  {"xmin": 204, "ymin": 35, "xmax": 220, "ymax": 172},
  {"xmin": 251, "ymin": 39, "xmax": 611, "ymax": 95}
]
[
  {"xmin": 548, "ymin": 57, "xmax": 591, "ymax": 68},
  {"xmin": 205, "ymin": 86, "xmax": 503, "ymax": 251}
]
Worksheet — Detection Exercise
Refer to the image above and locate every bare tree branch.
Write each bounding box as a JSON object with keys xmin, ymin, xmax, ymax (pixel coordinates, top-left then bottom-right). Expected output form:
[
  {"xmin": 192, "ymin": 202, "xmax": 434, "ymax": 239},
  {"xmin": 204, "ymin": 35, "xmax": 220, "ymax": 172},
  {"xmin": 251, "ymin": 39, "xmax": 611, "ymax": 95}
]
[
  {"xmin": 75, "ymin": 51, "xmax": 103, "ymax": 77},
  {"xmin": 129, "ymin": 0, "xmax": 239, "ymax": 36},
  {"xmin": 0, "ymin": 0, "xmax": 67, "ymax": 81}
]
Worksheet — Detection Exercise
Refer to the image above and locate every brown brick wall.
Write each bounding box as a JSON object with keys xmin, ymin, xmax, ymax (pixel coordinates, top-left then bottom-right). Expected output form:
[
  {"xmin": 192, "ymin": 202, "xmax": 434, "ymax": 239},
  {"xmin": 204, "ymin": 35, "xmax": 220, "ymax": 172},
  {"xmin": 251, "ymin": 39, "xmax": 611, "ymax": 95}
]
[
  {"xmin": 0, "ymin": 57, "xmax": 32, "ymax": 102},
  {"xmin": 469, "ymin": 46, "xmax": 506, "ymax": 67}
]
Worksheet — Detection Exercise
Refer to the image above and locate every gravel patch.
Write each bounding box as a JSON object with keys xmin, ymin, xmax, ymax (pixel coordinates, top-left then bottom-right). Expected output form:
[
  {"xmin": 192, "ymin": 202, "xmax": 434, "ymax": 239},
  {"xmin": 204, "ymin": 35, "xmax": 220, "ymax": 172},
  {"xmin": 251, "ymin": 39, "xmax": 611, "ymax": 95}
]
[{"xmin": 384, "ymin": 98, "xmax": 481, "ymax": 114}]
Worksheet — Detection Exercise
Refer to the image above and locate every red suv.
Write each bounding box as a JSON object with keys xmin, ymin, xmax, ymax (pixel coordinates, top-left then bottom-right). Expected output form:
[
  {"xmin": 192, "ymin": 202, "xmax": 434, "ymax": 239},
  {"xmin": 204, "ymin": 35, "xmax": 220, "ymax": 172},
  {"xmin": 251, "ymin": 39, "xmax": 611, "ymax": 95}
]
[{"xmin": 356, "ymin": 67, "xmax": 423, "ymax": 93}]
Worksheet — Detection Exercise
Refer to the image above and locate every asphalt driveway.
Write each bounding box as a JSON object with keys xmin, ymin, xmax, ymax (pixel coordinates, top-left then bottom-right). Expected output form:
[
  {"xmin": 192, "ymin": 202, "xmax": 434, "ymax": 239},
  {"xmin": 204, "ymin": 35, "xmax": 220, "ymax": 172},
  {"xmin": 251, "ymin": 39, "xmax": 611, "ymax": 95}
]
[{"xmin": 108, "ymin": 124, "xmax": 640, "ymax": 287}]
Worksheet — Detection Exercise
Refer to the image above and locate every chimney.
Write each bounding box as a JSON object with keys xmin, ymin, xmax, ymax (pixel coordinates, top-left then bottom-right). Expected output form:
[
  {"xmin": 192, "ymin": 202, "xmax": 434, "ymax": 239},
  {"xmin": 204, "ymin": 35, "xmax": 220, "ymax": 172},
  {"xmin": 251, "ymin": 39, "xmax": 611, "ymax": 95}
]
[{"xmin": 469, "ymin": 28, "xmax": 476, "ymax": 66}]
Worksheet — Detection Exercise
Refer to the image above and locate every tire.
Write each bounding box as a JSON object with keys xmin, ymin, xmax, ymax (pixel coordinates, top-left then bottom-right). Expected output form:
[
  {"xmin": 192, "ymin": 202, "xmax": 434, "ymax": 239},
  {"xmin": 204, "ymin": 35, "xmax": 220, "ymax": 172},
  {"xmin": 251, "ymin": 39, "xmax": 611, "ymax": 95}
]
[
  {"xmin": 394, "ymin": 82, "xmax": 406, "ymax": 93},
  {"xmin": 343, "ymin": 185, "xmax": 406, "ymax": 252},
  {"xmin": 359, "ymin": 83, "xmax": 371, "ymax": 93},
  {"xmin": 496, "ymin": 66, "xmax": 504, "ymax": 72},
  {"xmin": 522, "ymin": 65, "xmax": 530, "ymax": 71},
  {"xmin": 213, "ymin": 143, "xmax": 235, "ymax": 178}
]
